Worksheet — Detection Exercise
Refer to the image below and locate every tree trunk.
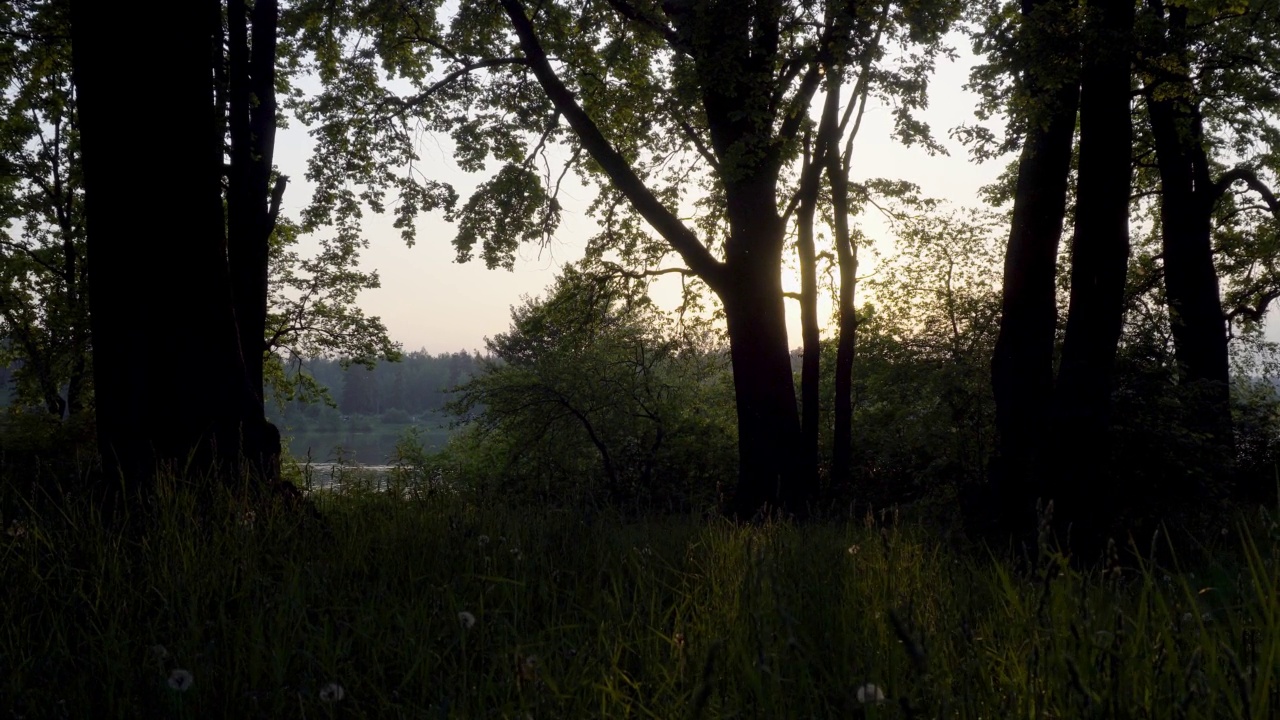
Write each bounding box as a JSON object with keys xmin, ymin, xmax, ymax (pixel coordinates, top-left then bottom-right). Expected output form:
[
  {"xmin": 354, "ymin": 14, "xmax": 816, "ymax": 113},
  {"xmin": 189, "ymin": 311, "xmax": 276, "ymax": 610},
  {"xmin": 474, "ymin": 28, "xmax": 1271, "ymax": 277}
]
[
  {"xmin": 226, "ymin": 0, "xmax": 282, "ymax": 481},
  {"xmin": 828, "ymin": 158, "xmax": 857, "ymax": 495},
  {"xmin": 983, "ymin": 0, "xmax": 1080, "ymax": 538},
  {"xmin": 1144, "ymin": 5, "xmax": 1232, "ymax": 476},
  {"xmin": 1050, "ymin": 0, "xmax": 1134, "ymax": 554},
  {"xmin": 794, "ymin": 134, "xmax": 822, "ymax": 497},
  {"xmin": 71, "ymin": 0, "xmax": 256, "ymax": 499},
  {"xmin": 723, "ymin": 181, "xmax": 807, "ymax": 519}
]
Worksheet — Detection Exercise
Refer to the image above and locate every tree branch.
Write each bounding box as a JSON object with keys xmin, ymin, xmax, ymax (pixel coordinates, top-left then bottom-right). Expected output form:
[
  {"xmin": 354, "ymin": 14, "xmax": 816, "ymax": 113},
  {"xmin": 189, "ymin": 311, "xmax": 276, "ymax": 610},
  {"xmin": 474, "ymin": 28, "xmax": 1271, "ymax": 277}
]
[
  {"xmin": 1215, "ymin": 166, "xmax": 1280, "ymax": 219},
  {"xmin": 597, "ymin": 261, "xmax": 697, "ymax": 281},
  {"xmin": 603, "ymin": 0, "xmax": 686, "ymax": 53},
  {"xmin": 499, "ymin": 0, "xmax": 726, "ymax": 291},
  {"xmin": 391, "ymin": 57, "xmax": 532, "ymax": 117}
]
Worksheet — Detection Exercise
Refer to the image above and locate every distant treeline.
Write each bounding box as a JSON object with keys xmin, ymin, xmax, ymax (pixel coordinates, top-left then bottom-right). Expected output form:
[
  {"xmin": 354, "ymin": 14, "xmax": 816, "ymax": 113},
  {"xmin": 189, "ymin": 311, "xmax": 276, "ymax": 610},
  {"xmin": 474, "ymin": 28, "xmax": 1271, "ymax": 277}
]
[{"xmin": 273, "ymin": 350, "xmax": 484, "ymax": 421}]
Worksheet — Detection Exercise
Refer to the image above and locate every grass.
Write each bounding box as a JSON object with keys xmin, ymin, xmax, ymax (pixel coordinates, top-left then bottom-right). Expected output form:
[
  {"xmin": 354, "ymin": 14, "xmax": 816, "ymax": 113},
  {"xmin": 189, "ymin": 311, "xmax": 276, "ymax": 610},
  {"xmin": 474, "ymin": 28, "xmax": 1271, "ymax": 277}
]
[{"xmin": 2, "ymin": 475, "xmax": 1280, "ymax": 719}]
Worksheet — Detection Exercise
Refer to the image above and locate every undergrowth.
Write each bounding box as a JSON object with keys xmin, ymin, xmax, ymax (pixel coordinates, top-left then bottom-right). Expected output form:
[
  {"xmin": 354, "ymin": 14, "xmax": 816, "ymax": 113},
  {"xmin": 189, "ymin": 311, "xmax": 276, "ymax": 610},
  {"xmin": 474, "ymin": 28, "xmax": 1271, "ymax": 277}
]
[{"xmin": 2, "ymin": 473, "xmax": 1279, "ymax": 719}]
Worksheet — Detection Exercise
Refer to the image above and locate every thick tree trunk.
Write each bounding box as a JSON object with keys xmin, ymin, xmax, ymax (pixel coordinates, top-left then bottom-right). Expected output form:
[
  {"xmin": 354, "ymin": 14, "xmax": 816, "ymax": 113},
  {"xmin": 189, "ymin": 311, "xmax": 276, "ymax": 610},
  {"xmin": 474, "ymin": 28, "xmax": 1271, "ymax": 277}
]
[
  {"xmin": 722, "ymin": 272, "xmax": 806, "ymax": 520},
  {"xmin": 71, "ymin": 0, "xmax": 256, "ymax": 499},
  {"xmin": 1050, "ymin": 0, "xmax": 1134, "ymax": 553},
  {"xmin": 984, "ymin": 0, "xmax": 1080, "ymax": 538},
  {"xmin": 723, "ymin": 182, "xmax": 807, "ymax": 519},
  {"xmin": 1144, "ymin": 6, "xmax": 1232, "ymax": 473}
]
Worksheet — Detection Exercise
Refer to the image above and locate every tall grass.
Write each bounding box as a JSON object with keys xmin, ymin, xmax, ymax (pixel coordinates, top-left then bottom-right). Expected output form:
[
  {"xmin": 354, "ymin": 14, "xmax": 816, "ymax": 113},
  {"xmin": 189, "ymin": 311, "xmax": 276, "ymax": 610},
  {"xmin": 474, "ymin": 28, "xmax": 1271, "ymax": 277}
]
[{"xmin": 2, "ymin": 475, "xmax": 1278, "ymax": 718}]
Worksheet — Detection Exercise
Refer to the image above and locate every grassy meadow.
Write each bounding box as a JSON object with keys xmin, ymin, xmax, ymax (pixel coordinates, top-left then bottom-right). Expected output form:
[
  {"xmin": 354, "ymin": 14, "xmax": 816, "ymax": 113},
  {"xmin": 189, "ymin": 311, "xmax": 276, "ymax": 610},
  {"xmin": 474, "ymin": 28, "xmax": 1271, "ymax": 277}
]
[{"xmin": 2, "ymin": 473, "xmax": 1280, "ymax": 719}]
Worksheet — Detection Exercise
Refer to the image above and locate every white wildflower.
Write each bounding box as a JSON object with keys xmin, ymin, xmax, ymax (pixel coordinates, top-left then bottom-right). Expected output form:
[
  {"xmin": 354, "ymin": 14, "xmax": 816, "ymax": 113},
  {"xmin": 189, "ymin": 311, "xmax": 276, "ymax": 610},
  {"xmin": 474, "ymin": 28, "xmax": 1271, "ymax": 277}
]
[
  {"xmin": 847, "ymin": 544, "xmax": 860, "ymax": 556},
  {"xmin": 856, "ymin": 682, "xmax": 885, "ymax": 704},
  {"xmin": 478, "ymin": 535, "xmax": 490, "ymax": 547},
  {"xmin": 319, "ymin": 682, "xmax": 345, "ymax": 703},
  {"xmin": 458, "ymin": 611, "xmax": 476, "ymax": 629},
  {"xmin": 167, "ymin": 669, "xmax": 194, "ymax": 692}
]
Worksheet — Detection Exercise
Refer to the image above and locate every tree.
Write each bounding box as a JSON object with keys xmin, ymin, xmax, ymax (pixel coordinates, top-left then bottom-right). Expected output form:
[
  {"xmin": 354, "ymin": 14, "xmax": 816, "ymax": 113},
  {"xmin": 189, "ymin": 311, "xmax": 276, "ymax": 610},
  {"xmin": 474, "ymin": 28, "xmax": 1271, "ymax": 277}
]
[
  {"xmin": 264, "ymin": 216, "xmax": 402, "ymax": 408},
  {"xmin": 448, "ymin": 265, "xmax": 736, "ymax": 511},
  {"xmin": 0, "ymin": 0, "xmax": 89, "ymax": 420},
  {"xmin": 974, "ymin": 0, "xmax": 1081, "ymax": 536},
  {"xmin": 1135, "ymin": 0, "xmax": 1280, "ymax": 476},
  {"xmin": 849, "ymin": 207, "xmax": 1003, "ymax": 502},
  {"xmin": 287, "ymin": 0, "xmax": 959, "ymax": 518},
  {"xmin": 1048, "ymin": 0, "xmax": 1134, "ymax": 549},
  {"xmin": 70, "ymin": 0, "xmax": 258, "ymax": 494}
]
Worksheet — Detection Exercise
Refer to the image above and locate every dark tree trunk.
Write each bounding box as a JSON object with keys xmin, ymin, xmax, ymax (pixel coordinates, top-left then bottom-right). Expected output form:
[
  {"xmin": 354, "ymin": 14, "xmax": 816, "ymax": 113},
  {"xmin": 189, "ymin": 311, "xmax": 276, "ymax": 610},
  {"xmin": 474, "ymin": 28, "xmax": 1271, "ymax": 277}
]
[
  {"xmin": 723, "ymin": 178, "xmax": 807, "ymax": 520},
  {"xmin": 794, "ymin": 134, "xmax": 823, "ymax": 497},
  {"xmin": 71, "ymin": 0, "xmax": 256, "ymax": 499},
  {"xmin": 1049, "ymin": 0, "xmax": 1134, "ymax": 554},
  {"xmin": 983, "ymin": 0, "xmax": 1080, "ymax": 539},
  {"xmin": 226, "ymin": 0, "xmax": 283, "ymax": 481},
  {"xmin": 1144, "ymin": 4, "xmax": 1232, "ymax": 474},
  {"xmin": 828, "ymin": 156, "xmax": 857, "ymax": 495}
]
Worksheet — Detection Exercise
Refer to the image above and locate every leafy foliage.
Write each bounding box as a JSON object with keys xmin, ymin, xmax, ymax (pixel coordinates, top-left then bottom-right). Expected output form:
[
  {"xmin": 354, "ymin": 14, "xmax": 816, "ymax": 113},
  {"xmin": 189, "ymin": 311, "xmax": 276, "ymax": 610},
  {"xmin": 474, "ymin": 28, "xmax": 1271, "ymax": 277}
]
[
  {"xmin": 446, "ymin": 267, "xmax": 735, "ymax": 512},
  {"xmin": 0, "ymin": 0, "xmax": 89, "ymax": 418}
]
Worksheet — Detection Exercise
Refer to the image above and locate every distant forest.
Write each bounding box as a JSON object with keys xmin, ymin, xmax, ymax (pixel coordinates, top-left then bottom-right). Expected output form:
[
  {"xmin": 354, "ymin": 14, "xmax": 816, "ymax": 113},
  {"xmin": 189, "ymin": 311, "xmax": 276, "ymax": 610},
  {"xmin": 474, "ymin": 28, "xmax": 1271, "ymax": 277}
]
[{"xmin": 267, "ymin": 350, "xmax": 484, "ymax": 464}]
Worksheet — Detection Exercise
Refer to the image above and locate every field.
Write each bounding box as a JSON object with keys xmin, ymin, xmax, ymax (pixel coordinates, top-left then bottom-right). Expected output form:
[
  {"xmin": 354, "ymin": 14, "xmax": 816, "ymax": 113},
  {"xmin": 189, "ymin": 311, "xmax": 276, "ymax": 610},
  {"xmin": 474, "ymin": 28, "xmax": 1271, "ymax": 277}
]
[{"xmin": 3, "ymin": 475, "xmax": 1279, "ymax": 719}]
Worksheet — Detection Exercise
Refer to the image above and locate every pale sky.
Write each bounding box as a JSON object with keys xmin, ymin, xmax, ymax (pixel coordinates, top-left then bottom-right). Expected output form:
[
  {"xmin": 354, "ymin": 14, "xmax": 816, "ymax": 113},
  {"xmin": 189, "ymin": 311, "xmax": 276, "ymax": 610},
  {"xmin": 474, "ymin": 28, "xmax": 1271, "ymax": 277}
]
[{"xmin": 271, "ymin": 41, "xmax": 1007, "ymax": 355}]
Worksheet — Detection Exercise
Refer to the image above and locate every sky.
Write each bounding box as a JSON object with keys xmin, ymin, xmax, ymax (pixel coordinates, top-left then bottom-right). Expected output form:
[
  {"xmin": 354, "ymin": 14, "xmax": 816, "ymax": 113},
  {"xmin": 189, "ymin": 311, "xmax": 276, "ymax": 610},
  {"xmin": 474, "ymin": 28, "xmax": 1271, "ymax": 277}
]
[{"xmin": 270, "ymin": 38, "xmax": 1008, "ymax": 356}]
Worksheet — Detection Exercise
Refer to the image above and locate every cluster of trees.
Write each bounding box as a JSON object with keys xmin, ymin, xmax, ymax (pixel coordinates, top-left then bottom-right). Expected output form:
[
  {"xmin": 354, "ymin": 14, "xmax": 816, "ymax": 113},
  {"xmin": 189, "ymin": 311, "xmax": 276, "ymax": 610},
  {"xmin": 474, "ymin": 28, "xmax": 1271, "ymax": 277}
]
[
  {"xmin": 971, "ymin": 0, "xmax": 1280, "ymax": 550},
  {"xmin": 269, "ymin": 350, "xmax": 481, "ymax": 421},
  {"xmin": 0, "ymin": 0, "xmax": 400, "ymax": 499},
  {"xmin": 291, "ymin": 0, "xmax": 1280, "ymax": 540},
  {"xmin": 2, "ymin": 0, "xmax": 1278, "ymax": 556}
]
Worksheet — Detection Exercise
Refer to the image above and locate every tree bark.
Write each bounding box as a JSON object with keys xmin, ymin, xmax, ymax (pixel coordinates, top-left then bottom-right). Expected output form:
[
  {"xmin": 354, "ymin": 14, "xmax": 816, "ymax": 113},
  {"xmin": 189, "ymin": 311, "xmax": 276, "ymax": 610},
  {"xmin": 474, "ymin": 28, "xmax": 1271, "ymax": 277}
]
[
  {"xmin": 721, "ymin": 187, "xmax": 806, "ymax": 518},
  {"xmin": 984, "ymin": 0, "xmax": 1080, "ymax": 538},
  {"xmin": 71, "ymin": 0, "xmax": 256, "ymax": 499},
  {"xmin": 1050, "ymin": 0, "xmax": 1134, "ymax": 553}
]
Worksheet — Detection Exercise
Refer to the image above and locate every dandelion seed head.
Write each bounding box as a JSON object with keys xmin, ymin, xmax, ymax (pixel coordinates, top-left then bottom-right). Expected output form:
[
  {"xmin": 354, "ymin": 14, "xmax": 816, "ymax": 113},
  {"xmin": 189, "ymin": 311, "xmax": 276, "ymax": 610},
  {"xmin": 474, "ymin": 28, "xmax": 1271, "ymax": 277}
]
[
  {"xmin": 167, "ymin": 669, "xmax": 194, "ymax": 692},
  {"xmin": 319, "ymin": 682, "xmax": 345, "ymax": 703},
  {"xmin": 856, "ymin": 682, "xmax": 885, "ymax": 704},
  {"xmin": 847, "ymin": 544, "xmax": 860, "ymax": 556},
  {"xmin": 458, "ymin": 611, "xmax": 476, "ymax": 629},
  {"xmin": 478, "ymin": 535, "xmax": 490, "ymax": 546}
]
